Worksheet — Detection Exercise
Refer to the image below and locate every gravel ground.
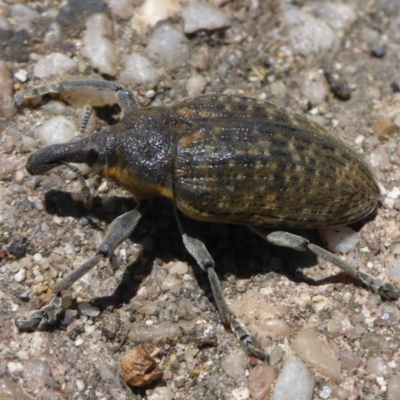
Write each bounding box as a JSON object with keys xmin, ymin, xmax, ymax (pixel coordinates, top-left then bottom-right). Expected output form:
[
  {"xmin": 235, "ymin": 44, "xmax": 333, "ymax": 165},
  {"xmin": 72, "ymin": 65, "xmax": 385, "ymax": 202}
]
[{"xmin": 1, "ymin": 0, "xmax": 400, "ymax": 399}]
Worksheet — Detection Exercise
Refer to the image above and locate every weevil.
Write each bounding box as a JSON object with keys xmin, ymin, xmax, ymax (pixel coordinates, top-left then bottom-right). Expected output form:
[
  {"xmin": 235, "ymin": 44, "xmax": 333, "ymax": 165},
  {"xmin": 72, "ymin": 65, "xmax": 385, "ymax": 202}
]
[{"xmin": 14, "ymin": 80, "xmax": 400, "ymax": 360}]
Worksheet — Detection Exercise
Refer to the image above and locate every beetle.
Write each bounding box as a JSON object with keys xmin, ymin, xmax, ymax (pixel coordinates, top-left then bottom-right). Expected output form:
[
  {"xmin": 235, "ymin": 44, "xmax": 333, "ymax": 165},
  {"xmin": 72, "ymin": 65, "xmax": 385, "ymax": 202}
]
[{"xmin": 14, "ymin": 80, "xmax": 400, "ymax": 360}]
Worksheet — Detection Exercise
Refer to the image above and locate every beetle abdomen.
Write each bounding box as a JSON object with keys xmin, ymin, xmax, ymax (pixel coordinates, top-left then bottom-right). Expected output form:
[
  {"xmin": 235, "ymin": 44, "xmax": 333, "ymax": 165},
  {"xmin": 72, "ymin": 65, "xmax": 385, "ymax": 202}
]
[{"xmin": 173, "ymin": 96, "xmax": 380, "ymax": 228}]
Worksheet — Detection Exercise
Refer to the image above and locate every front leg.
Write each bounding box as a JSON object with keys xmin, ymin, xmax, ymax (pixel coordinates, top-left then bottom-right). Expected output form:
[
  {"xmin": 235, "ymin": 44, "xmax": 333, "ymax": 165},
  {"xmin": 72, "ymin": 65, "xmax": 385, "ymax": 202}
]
[
  {"xmin": 249, "ymin": 227, "xmax": 400, "ymax": 300},
  {"xmin": 14, "ymin": 80, "xmax": 138, "ymax": 113},
  {"xmin": 174, "ymin": 208, "xmax": 267, "ymax": 360},
  {"xmin": 16, "ymin": 203, "xmax": 147, "ymax": 331}
]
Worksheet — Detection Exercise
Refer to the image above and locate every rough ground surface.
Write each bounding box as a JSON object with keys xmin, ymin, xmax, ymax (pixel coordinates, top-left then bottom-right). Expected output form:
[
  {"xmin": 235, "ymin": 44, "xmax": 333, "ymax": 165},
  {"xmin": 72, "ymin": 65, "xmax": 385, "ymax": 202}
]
[{"xmin": 1, "ymin": 0, "xmax": 400, "ymax": 399}]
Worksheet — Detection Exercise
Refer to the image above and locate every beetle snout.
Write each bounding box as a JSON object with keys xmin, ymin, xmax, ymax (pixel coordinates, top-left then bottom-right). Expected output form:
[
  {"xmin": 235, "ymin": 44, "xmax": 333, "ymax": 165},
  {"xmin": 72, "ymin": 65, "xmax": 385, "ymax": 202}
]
[
  {"xmin": 26, "ymin": 145, "xmax": 65, "ymax": 175},
  {"xmin": 26, "ymin": 136, "xmax": 104, "ymax": 176}
]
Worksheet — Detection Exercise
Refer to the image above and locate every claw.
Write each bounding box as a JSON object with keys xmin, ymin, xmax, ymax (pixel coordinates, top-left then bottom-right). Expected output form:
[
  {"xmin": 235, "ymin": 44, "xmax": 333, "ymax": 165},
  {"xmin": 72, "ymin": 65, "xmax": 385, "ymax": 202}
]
[
  {"xmin": 231, "ymin": 318, "xmax": 268, "ymax": 360},
  {"xmin": 378, "ymin": 283, "xmax": 400, "ymax": 300},
  {"xmin": 15, "ymin": 297, "xmax": 65, "ymax": 332},
  {"xmin": 15, "ymin": 311, "xmax": 47, "ymax": 331}
]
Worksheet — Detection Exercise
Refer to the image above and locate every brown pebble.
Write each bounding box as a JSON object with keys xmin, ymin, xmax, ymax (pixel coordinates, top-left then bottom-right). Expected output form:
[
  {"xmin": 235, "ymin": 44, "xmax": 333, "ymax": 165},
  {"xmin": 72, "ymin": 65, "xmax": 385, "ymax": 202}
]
[
  {"xmin": 373, "ymin": 118, "xmax": 396, "ymax": 136},
  {"xmin": 163, "ymin": 369, "xmax": 174, "ymax": 381},
  {"xmin": 236, "ymin": 279, "xmax": 247, "ymax": 293},
  {"xmin": 121, "ymin": 344, "xmax": 163, "ymax": 387},
  {"xmin": 0, "ymin": 59, "xmax": 17, "ymax": 119},
  {"xmin": 248, "ymin": 365, "xmax": 276, "ymax": 400}
]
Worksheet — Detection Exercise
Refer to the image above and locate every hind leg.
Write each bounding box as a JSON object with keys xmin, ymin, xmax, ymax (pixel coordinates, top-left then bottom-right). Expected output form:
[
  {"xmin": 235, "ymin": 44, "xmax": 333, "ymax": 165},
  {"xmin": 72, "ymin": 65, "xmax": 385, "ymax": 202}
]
[{"xmin": 248, "ymin": 227, "xmax": 400, "ymax": 300}]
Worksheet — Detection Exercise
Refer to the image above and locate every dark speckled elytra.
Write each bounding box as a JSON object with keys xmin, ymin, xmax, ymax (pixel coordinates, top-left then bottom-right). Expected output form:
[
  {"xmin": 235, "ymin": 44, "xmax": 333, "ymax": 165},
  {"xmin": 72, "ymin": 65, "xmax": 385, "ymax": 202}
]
[
  {"xmin": 14, "ymin": 80, "xmax": 398, "ymax": 359},
  {"xmin": 22, "ymin": 86, "xmax": 379, "ymax": 228}
]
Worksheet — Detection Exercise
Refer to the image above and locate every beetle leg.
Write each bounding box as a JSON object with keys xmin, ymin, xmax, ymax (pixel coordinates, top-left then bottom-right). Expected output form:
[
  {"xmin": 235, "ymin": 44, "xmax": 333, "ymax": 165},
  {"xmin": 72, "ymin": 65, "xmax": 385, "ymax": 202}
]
[
  {"xmin": 174, "ymin": 208, "xmax": 267, "ymax": 360},
  {"xmin": 15, "ymin": 203, "xmax": 147, "ymax": 331},
  {"xmin": 61, "ymin": 162, "xmax": 92, "ymax": 206},
  {"xmin": 14, "ymin": 80, "xmax": 138, "ymax": 112},
  {"xmin": 249, "ymin": 227, "xmax": 400, "ymax": 300},
  {"xmin": 70, "ymin": 102, "xmax": 93, "ymax": 142}
]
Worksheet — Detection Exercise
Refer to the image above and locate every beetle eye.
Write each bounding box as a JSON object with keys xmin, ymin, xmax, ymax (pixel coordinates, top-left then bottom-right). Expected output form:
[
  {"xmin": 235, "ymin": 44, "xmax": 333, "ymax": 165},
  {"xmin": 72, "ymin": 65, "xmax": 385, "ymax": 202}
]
[{"xmin": 86, "ymin": 148, "xmax": 99, "ymax": 166}]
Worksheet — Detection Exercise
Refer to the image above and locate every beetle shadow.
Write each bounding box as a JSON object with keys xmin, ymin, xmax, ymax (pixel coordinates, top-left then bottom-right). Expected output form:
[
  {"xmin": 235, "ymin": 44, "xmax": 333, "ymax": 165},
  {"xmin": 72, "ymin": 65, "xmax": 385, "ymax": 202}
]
[
  {"xmin": 43, "ymin": 189, "xmax": 136, "ymax": 224},
  {"xmin": 42, "ymin": 189, "xmax": 373, "ymax": 313}
]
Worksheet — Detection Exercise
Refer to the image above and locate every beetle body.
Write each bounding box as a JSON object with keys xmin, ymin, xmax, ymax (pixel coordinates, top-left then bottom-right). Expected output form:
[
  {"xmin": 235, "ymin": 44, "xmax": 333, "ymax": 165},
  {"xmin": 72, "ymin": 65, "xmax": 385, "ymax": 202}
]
[
  {"xmin": 16, "ymin": 81, "xmax": 398, "ymax": 352},
  {"xmin": 27, "ymin": 94, "xmax": 380, "ymax": 229}
]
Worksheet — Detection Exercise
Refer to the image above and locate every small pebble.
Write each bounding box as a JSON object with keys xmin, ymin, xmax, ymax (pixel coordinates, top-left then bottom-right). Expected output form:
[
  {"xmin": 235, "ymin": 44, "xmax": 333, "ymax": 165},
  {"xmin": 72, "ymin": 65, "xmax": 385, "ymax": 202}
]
[
  {"xmin": 145, "ymin": 90, "xmax": 156, "ymax": 98},
  {"xmin": 70, "ymin": 381, "xmax": 82, "ymax": 392},
  {"xmin": 319, "ymin": 386, "xmax": 333, "ymax": 399},
  {"xmin": 84, "ymin": 323, "xmax": 96, "ymax": 335},
  {"xmin": 340, "ymin": 348, "xmax": 360, "ymax": 371},
  {"xmin": 10, "ymin": 4, "xmax": 39, "ymax": 24},
  {"xmin": 0, "ymin": 15, "xmax": 10, "ymax": 30},
  {"xmin": 31, "ymin": 283, "xmax": 48, "ymax": 295},
  {"xmin": 370, "ymin": 45, "xmax": 387, "ymax": 58},
  {"xmin": 120, "ymin": 53, "xmax": 159, "ymax": 88},
  {"xmin": 380, "ymin": 303, "xmax": 398, "ymax": 325},
  {"xmin": 182, "ymin": 2, "xmax": 231, "ymax": 34},
  {"xmin": 300, "ymin": 69, "xmax": 328, "ymax": 105},
  {"xmin": 232, "ymin": 387, "xmax": 250, "ymax": 400},
  {"xmin": 21, "ymin": 133, "xmax": 38, "ymax": 151},
  {"xmin": 331, "ymin": 386, "xmax": 350, "ymax": 400},
  {"xmin": 387, "ymin": 187, "xmax": 400, "ymax": 199},
  {"xmin": 169, "ymin": 261, "xmax": 188, "ymax": 275},
  {"xmin": 105, "ymin": 0, "xmax": 136, "ymax": 19},
  {"xmin": 324, "ymin": 69, "xmax": 352, "ymax": 101},
  {"xmin": 14, "ymin": 268, "xmax": 26, "ymax": 283},
  {"xmin": 269, "ymin": 346, "xmax": 283, "ymax": 365},
  {"xmin": 361, "ymin": 333, "xmax": 387, "ymax": 350},
  {"xmin": 82, "ymin": 13, "xmax": 117, "ymax": 76},
  {"xmin": 0, "ymin": 377, "xmax": 30, "ymax": 400},
  {"xmin": 14, "ymin": 69, "xmax": 28, "ymax": 82},
  {"xmin": 319, "ymin": 226, "xmax": 359, "ymax": 254},
  {"xmin": 307, "ymin": 3, "xmax": 357, "ymax": 32},
  {"xmin": 312, "ymin": 295, "xmax": 332, "ymax": 313},
  {"xmin": 33, "ymin": 52, "xmax": 77, "ymax": 78},
  {"xmin": 44, "ymin": 22, "xmax": 63, "ymax": 45},
  {"xmin": 160, "ymin": 275, "xmax": 181, "ymax": 293},
  {"xmin": 78, "ymin": 302, "xmax": 100, "ymax": 318},
  {"xmin": 388, "ymin": 375, "xmax": 400, "ymax": 400},
  {"xmin": 0, "ymin": 59, "xmax": 17, "ymax": 118},
  {"xmin": 282, "ymin": 6, "xmax": 335, "ymax": 56},
  {"xmin": 146, "ymin": 24, "xmax": 190, "ymax": 71},
  {"xmin": 369, "ymin": 148, "xmax": 390, "ymax": 170},
  {"xmin": 186, "ymin": 73, "xmax": 207, "ymax": 96},
  {"xmin": 147, "ymin": 387, "xmax": 174, "ymax": 400},
  {"xmin": 22, "ymin": 359, "xmax": 51, "ymax": 388},
  {"xmin": 271, "ymin": 356, "xmax": 314, "ymax": 400},
  {"xmin": 327, "ymin": 319, "xmax": 343, "ymax": 337},
  {"xmin": 394, "ymin": 114, "xmax": 400, "ymax": 129},
  {"xmin": 373, "ymin": 118, "xmax": 396, "ymax": 136},
  {"xmin": 296, "ymin": 292, "xmax": 311, "ymax": 310},
  {"xmin": 190, "ymin": 45, "xmax": 210, "ymax": 71},
  {"xmin": 231, "ymin": 290, "xmax": 291, "ymax": 347},
  {"xmin": 391, "ymin": 82, "xmax": 400, "ymax": 93},
  {"xmin": 389, "ymin": 260, "xmax": 400, "ymax": 280},
  {"xmin": 221, "ymin": 349, "xmax": 248, "ymax": 379},
  {"xmin": 366, "ymin": 356, "xmax": 390, "ymax": 377},
  {"xmin": 292, "ymin": 328, "xmax": 342, "ymax": 382},
  {"xmin": 131, "ymin": 0, "xmax": 182, "ymax": 35},
  {"xmin": 33, "ymin": 253, "xmax": 43, "ymax": 262},
  {"xmin": 37, "ymin": 116, "xmax": 77, "ymax": 146},
  {"xmin": 7, "ymin": 361, "xmax": 24, "ymax": 374},
  {"xmin": 235, "ymin": 279, "xmax": 247, "ymax": 293}
]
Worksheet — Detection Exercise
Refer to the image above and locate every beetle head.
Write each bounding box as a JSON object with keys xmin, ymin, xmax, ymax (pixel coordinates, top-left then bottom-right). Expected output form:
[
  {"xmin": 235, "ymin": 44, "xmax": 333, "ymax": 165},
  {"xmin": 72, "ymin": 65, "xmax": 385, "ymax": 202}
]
[{"xmin": 26, "ymin": 133, "xmax": 108, "ymax": 176}]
